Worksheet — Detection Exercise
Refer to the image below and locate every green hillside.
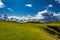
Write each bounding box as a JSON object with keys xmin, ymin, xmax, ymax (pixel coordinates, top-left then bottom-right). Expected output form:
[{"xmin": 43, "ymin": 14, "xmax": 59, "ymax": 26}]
[{"xmin": 0, "ymin": 20, "xmax": 60, "ymax": 40}]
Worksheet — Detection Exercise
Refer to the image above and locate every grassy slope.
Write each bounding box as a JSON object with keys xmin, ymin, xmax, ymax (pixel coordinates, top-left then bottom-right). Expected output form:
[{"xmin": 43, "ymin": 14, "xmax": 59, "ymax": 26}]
[{"xmin": 0, "ymin": 21, "xmax": 60, "ymax": 40}]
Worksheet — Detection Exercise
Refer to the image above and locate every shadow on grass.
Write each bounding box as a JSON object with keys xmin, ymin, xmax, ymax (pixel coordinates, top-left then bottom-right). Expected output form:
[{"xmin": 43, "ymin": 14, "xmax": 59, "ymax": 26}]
[
  {"xmin": 47, "ymin": 25, "xmax": 60, "ymax": 33},
  {"xmin": 43, "ymin": 25, "xmax": 60, "ymax": 39}
]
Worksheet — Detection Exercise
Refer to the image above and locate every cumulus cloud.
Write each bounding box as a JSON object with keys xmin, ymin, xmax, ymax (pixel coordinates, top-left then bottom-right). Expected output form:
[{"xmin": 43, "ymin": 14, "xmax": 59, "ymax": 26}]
[
  {"xmin": 45, "ymin": 4, "xmax": 53, "ymax": 8},
  {"xmin": 7, "ymin": 9, "xmax": 59, "ymax": 22},
  {"xmin": 26, "ymin": 15, "xmax": 32, "ymax": 19},
  {"xmin": 0, "ymin": 0, "xmax": 5, "ymax": 8},
  {"xmin": 25, "ymin": 4, "xmax": 32, "ymax": 7},
  {"xmin": 8, "ymin": 16, "xmax": 20, "ymax": 19},
  {"xmin": 53, "ymin": 13, "xmax": 60, "ymax": 16},
  {"xmin": 35, "ymin": 12, "xmax": 44, "ymax": 19},
  {"xmin": 55, "ymin": 0, "xmax": 60, "ymax": 3},
  {"xmin": 53, "ymin": 12, "xmax": 60, "ymax": 19},
  {"xmin": 48, "ymin": 4, "xmax": 53, "ymax": 7},
  {"xmin": 0, "ymin": 9, "xmax": 60, "ymax": 22},
  {"xmin": 35, "ymin": 9, "xmax": 49, "ymax": 19},
  {"xmin": 35, "ymin": 9, "xmax": 58, "ymax": 22}
]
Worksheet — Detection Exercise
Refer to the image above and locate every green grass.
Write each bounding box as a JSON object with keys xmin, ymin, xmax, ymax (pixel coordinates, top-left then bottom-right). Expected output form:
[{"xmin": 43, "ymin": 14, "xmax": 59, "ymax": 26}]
[{"xmin": 0, "ymin": 20, "xmax": 60, "ymax": 40}]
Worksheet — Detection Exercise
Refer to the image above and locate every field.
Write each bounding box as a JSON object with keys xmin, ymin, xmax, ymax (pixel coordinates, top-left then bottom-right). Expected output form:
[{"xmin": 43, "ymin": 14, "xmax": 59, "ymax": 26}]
[{"xmin": 0, "ymin": 20, "xmax": 60, "ymax": 40}]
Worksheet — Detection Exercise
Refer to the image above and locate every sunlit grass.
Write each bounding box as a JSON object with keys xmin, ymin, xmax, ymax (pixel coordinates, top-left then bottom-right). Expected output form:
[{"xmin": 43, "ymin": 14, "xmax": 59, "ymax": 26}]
[{"xmin": 0, "ymin": 20, "xmax": 60, "ymax": 40}]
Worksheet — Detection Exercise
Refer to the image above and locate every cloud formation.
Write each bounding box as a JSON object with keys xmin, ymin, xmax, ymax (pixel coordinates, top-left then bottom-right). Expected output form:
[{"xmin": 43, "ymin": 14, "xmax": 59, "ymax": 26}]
[
  {"xmin": 7, "ymin": 9, "xmax": 58, "ymax": 22},
  {"xmin": 35, "ymin": 9, "xmax": 58, "ymax": 22},
  {"xmin": 6, "ymin": 9, "xmax": 59, "ymax": 22},
  {"xmin": 45, "ymin": 4, "xmax": 53, "ymax": 9},
  {"xmin": 48, "ymin": 4, "xmax": 53, "ymax": 7},
  {"xmin": 25, "ymin": 4, "xmax": 32, "ymax": 7},
  {"xmin": 0, "ymin": 9, "xmax": 60, "ymax": 22},
  {"xmin": 0, "ymin": 0, "xmax": 5, "ymax": 8},
  {"xmin": 53, "ymin": 12, "xmax": 60, "ymax": 20},
  {"xmin": 55, "ymin": 0, "xmax": 60, "ymax": 3}
]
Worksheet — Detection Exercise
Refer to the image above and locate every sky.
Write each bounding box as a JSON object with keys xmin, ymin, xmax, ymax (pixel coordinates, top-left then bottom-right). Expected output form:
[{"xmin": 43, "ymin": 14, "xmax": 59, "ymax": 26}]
[{"xmin": 0, "ymin": 0, "xmax": 60, "ymax": 16}]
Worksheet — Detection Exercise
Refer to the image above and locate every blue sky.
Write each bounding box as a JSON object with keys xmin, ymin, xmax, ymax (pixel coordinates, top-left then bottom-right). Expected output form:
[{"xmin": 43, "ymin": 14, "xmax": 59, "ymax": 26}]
[{"xmin": 0, "ymin": 0, "xmax": 60, "ymax": 16}]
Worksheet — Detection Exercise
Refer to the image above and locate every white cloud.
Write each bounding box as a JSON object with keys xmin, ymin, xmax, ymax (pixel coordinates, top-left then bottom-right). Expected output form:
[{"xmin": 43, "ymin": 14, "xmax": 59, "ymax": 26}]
[
  {"xmin": 35, "ymin": 9, "xmax": 48, "ymax": 19},
  {"xmin": 53, "ymin": 12, "xmax": 60, "ymax": 19},
  {"xmin": 35, "ymin": 9, "xmax": 58, "ymax": 22},
  {"xmin": 48, "ymin": 4, "xmax": 53, "ymax": 7},
  {"xmin": 35, "ymin": 12, "xmax": 44, "ymax": 19},
  {"xmin": 0, "ymin": 8, "xmax": 60, "ymax": 22},
  {"xmin": 7, "ymin": 8, "xmax": 13, "ymax": 11},
  {"xmin": 53, "ymin": 13, "xmax": 60, "ymax": 16},
  {"xmin": 45, "ymin": 4, "xmax": 53, "ymax": 8},
  {"xmin": 25, "ymin": 15, "xmax": 32, "ymax": 20},
  {"xmin": 26, "ymin": 15, "xmax": 31, "ymax": 19},
  {"xmin": 55, "ymin": 0, "xmax": 60, "ymax": 3},
  {"xmin": 8, "ymin": 16, "xmax": 20, "ymax": 19},
  {"xmin": 20, "ymin": 16, "xmax": 26, "ymax": 19},
  {"xmin": 25, "ymin": 4, "xmax": 32, "ymax": 7},
  {"xmin": 0, "ymin": 0, "xmax": 5, "ymax": 8},
  {"xmin": 8, "ymin": 9, "xmax": 58, "ymax": 22}
]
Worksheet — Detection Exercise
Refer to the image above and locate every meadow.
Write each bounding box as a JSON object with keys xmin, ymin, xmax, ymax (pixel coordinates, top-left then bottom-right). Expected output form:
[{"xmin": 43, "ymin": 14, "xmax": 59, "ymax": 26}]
[{"xmin": 0, "ymin": 20, "xmax": 60, "ymax": 40}]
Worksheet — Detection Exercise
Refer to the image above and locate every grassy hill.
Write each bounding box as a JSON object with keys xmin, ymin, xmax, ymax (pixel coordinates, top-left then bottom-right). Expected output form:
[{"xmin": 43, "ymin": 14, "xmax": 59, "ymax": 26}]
[{"xmin": 0, "ymin": 20, "xmax": 60, "ymax": 40}]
